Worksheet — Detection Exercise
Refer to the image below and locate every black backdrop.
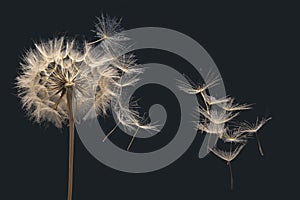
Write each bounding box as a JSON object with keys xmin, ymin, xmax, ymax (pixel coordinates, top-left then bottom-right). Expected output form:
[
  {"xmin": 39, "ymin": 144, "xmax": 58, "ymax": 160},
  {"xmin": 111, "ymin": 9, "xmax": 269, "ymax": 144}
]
[{"xmin": 1, "ymin": 0, "xmax": 299, "ymax": 199}]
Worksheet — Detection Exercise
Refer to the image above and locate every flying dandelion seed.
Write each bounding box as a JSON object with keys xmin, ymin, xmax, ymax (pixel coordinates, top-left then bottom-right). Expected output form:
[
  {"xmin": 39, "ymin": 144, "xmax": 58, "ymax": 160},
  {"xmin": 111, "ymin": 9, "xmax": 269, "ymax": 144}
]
[
  {"xmin": 239, "ymin": 117, "xmax": 272, "ymax": 156},
  {"xmin": 200, "ymin": 91, "xmax": 232, "ymax": 106},
  {"xmin": 221, "ymin": 130, "xmax": 248, "ymax": 144},
  {"xmin": 16, "ymin": 16, "xmax": 156, "ymax": 200},
  {"xmin": 197, "ymin": 106, "xmax": 240, "ymax": 125},
  {"xmin": 210, "ymin": 144, "xmax": 245, "ymax": 190},
  {"xmin": 178, "ymin": 76, "xmax": 271, "ymax": 190},
  {"xmin": 177, "ymin": 72, "xmax": 220, "ymax": 95},
  {"xmin": 196, "ymin": 120, "xmax": 226, "ymax": 136},
  {"xmin": 219, "ymin": 98, "xmax": 253, "ymax": 111}
]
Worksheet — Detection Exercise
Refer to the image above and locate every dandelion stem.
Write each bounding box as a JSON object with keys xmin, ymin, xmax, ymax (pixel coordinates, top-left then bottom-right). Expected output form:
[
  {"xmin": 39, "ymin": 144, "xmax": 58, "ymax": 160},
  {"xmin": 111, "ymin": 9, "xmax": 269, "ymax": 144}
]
[
  {"xmin": 255, "ymin": 132, "xmax": 264, "ymax": 156},
  {"xmin": 66, "ymin": 87, "xmax": 74, "ymax": 200},
  {"xmin": 103, "ymin": 121, "xmax": 120, "ymax": 142},
  {"xmin": 227, "ymin": 161, "xmax": 234, "ymax": 191}
]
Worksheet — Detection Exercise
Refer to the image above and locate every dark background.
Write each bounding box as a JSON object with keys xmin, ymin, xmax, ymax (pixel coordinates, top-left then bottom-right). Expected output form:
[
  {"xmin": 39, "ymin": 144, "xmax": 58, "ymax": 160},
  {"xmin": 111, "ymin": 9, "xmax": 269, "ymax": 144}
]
[{"xmin": 1, "ymin": 0, "xmax": 299, "ymax": 199}]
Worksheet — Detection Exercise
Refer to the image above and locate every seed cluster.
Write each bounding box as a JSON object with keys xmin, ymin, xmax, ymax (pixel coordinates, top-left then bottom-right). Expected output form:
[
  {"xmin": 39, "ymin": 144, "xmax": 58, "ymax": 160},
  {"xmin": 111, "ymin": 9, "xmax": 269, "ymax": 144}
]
[{"xmin": 178, "ymin": 74, "xmax": 271, "ymax": 190}]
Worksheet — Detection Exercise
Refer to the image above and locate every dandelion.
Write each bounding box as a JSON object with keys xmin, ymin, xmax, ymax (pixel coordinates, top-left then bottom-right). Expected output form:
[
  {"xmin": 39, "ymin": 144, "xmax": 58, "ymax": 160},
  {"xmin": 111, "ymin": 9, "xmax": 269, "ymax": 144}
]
[
  {"xmin": 177, "ymin": 72, "xmax": 220, "ymax": 95},
  {"xmin": 210, "ymin": 144, "xmax": 246, "ymax": 190},
  {"xmin": 17, "ymin": 38, "xmax": 98, "ymax": 200},
  {"xmin": 125, "ymin": 115, "xmax": 160, "ymax": 151},
  {"xmin": 16, "ymin": 16, "xmax": 154, "ymax": 200},
  {"xmin": 92, "ymin": 15, "xmax": 125, "ymax": 44},
  {"xmin": 239, "ymin": 117, "xmax": 272, "ymax": 156}
]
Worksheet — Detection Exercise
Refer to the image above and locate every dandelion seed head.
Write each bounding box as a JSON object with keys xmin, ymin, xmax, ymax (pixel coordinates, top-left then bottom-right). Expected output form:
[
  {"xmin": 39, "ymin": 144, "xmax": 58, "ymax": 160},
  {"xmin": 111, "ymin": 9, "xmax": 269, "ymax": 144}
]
[
  {"xmin": 16, "ymin": 14, "xmax": 157, "ymax": 133},
  {"xmin": 16, "ymin": 36, "xmax": 138, "ymax": 128},
  {"xmin": 17, "ymin": 38, "xmax": 89, "ymax": 127}
]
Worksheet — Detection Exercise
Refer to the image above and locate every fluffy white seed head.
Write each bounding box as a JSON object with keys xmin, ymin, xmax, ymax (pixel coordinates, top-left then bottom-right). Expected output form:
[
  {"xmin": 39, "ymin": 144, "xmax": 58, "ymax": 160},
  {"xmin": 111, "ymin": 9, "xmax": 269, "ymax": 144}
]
[
  {"xmin": 17, "ymin": 16, "xmax": 157, "ymax": 135},
  {"xmin": 179, "ymin": 72, "xmax": 271, "ymax": 163},
  {"xmin": 16, "ymin": 37, "xmax": 125, "ymax": 128}
]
